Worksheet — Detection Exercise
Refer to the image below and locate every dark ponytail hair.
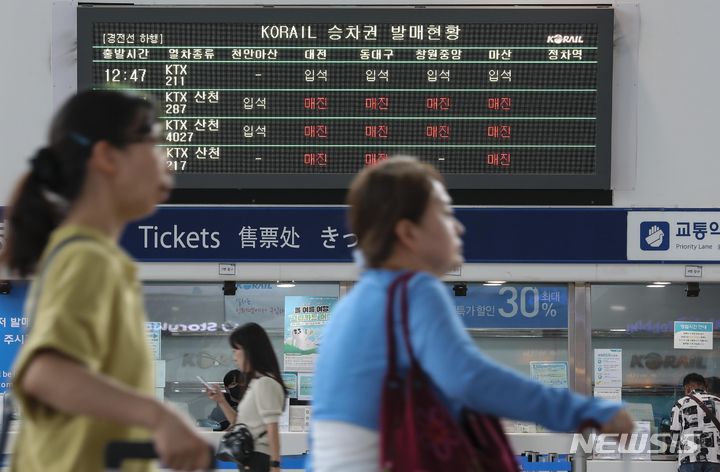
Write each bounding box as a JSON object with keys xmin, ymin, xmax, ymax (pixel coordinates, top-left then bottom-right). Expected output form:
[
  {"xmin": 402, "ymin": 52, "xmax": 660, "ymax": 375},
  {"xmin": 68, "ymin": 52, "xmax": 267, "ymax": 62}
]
[
  {"xmin": 229, "ymin": 323, "xmax": 289, "ymax": 396},
  {"xmin": 1, "ymin": 89, "xmax": 156, "ymax": 276}
]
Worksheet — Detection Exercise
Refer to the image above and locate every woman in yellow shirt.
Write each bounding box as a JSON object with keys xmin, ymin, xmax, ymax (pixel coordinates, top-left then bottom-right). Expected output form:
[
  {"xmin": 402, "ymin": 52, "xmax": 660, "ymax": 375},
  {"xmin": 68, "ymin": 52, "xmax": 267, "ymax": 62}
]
[{"xmin": 1, "ymin": 90, "xmax": 210, "ymax": 471}]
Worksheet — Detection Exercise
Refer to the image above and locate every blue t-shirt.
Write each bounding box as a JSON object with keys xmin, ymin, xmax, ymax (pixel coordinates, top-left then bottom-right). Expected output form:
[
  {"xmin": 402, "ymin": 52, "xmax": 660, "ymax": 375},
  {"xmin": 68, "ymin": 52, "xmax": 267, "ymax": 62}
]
[{"xmin": 312, "ymin": 269, "xmax": 621, "ymax": 432}]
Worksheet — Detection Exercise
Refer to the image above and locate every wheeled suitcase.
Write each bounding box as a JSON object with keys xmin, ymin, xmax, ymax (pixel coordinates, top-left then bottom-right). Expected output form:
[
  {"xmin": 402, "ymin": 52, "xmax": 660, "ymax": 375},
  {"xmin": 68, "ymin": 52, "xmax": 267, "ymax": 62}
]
[
  {"xmin": 105, "ymin": 441, "xmax": 215, "ymax": 472},
  {"xmin": 106, "ymin": 441, "xmax": 158, "ymax": 472},
  {"xmin": 1, "ymin": 394, "xmax": 214, "ymax": 472}
]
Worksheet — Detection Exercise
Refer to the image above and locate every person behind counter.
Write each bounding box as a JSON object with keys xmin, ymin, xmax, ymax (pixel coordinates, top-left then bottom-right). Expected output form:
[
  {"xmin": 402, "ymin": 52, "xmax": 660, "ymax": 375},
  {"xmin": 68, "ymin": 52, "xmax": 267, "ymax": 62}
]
[
  {"xmin": 207, "ymin": 323, "xmax": 287, "ymax": 472},
  {"xmin": 310, "ymin": 156, "xmax": 635, "ymax": 472},
  {"xmin": 671, "ymin": 373, "xmax": 720, "ymax": 472},
  {"xmin": 208, "ymin": 369, "xmax": 247, "ymax": 431},
  {"xmin": 706, "ymin": 376, "xmax": 720, "ymax": 397},
  {"xmin": 0, "ymin": 90, "xmax": 210, "ymax": 471}
]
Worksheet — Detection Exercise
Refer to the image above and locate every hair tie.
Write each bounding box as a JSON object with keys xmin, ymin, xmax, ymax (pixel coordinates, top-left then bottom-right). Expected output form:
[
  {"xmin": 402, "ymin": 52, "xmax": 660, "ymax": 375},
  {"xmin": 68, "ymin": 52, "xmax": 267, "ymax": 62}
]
[
  {"xmin": 68, "ymin": 132, "xmax": 92, "ymax": 147},
  {"xmin": 29, "ymin": 147, "xmax": 62, "ymax": 190}
]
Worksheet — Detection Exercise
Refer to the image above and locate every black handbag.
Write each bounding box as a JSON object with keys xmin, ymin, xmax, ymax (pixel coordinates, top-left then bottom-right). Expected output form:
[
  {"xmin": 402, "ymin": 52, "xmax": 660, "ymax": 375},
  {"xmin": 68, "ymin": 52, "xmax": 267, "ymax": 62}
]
[{"xmin": 215, "ymin": 423, "xmax": 266, "ymax": 465}]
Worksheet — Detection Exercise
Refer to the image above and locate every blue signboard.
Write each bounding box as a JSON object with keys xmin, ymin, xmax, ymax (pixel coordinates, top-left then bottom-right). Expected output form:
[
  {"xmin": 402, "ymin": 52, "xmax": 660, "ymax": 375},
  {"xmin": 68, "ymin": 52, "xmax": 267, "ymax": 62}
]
[
  {"xmin": 453, "ymin": 283, "xmax": 568, "ymax": 329},
  {"xmin": 0, "ymin": 283, "xmax": 29, "ymax": 392},
  {"xmin": 121, "ymin": 207, "xmax": 353, "ymax": 262},
  {"xmin": 5, "ymin": 206, "xmax": 720, "ymax": 263},
  {"xmin": 115, "ymin": 206, "xmax": 629, "ymax": 263}
]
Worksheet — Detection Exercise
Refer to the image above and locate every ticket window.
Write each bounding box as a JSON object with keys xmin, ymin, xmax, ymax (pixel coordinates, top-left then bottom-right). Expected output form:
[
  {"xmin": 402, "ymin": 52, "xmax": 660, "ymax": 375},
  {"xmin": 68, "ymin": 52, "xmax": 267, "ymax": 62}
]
[
  {"xmin": 590, "ymin": 283, "xmax": 720, "ymax": 441},
  {"xmin": 450, "ymin": 282, "xmax": 570, "ymax": 433},
  {"xmin": 142, "ymin": 282, "xmax": 340, "ymax": 427}
]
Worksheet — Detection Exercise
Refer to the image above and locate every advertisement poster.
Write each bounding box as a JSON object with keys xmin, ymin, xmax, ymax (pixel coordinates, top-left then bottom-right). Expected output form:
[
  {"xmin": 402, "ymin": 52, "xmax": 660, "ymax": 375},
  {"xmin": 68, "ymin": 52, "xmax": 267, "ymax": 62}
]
[
  {"xmin": 0, "ymin": 283, "xmax": 29, "ymax": 393},
  {"xmin": 454, "ymin": 284, "xmax": 568, "ymax": 329},
  {"xmin": 284, "ymin": 296, "xmax": 337, "ymax": 372}
]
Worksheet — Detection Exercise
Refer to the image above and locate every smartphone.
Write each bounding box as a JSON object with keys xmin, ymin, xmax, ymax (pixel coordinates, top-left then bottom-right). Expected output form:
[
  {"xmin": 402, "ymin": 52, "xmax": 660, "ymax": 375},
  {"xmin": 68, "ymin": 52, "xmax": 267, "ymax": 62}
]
[{"xmin": 196, "ymin": 375, "xmax": 213, "ymax": 390}]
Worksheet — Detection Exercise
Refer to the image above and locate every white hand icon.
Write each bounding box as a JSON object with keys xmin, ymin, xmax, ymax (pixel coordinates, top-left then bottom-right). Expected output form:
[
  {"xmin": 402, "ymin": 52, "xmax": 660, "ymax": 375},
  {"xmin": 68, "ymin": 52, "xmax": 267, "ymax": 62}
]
[{"xmin": 645, "ymin": 225, "xmax": 665, "ymax": 248}]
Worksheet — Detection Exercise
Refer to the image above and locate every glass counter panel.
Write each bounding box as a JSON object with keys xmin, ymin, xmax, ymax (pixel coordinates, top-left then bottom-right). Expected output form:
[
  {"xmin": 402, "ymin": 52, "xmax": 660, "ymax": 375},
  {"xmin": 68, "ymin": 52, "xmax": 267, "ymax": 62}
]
[
  {"xmin": 450, "ymin": 282, "xmax": 570, "ymax": 433},
  {"xmin": 448, "ymin": 282, "xmax": 570, "ymax": 371},
  {"xmin": 143, "ymin": 282, "xmax": 340, "ymax": 427},
  {"xmin": 591, "ymin": 283, "xmax": 720, "ymax": 458},
  {"xmin": 469, "ymin": 334, "xmax": 569, "ymax": 377}
]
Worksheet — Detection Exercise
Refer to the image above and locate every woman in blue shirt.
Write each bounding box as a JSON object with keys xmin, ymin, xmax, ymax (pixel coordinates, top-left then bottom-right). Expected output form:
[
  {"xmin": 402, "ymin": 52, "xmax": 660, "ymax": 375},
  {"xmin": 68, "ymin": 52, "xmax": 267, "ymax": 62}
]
[{"xmin": 310, "ymin": 156, "xmax": 633, "ymax": 472}]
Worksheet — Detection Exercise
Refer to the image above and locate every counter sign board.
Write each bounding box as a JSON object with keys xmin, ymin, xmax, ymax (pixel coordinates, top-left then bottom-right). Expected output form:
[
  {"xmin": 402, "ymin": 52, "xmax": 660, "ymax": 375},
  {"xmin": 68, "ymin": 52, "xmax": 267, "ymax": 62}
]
[
  {"xmin": 454, "ymin": 284, "xmax": 568, "ymax": 329},
  {"xmin": 628, "ymin": 211, "xmax": 720, "ymax": 261}
]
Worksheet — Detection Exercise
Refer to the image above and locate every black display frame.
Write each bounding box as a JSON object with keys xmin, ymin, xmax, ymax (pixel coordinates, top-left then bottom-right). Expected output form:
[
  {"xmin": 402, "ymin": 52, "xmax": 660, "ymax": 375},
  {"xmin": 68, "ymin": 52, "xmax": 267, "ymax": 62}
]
[{"xmin": 78, "ymin": 5, "xmax": 614, "ymax": 205}]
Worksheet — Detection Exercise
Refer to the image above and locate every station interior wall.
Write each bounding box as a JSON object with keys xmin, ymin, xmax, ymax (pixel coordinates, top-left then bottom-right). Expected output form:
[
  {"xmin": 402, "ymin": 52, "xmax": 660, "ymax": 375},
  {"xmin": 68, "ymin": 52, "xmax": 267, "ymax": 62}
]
[{"xmin": 1, "ymin": 0, "xmax": 717, "ymax": 282}]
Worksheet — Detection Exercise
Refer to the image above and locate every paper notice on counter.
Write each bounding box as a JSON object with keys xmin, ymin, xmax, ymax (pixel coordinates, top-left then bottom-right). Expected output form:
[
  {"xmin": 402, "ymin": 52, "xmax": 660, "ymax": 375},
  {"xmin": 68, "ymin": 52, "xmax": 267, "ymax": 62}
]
[
  {"xmin": 298, "ymin": 373, "xmax": 314, "ymax": 401},
  {"xmin": 593, "ymin": 433, "xmax": 622, "ymax": 461},
  {"xmin": 530, "ymin": 361, "xmax": 568, "ymax": 389},
  {"xmin": 594, "ymin": 348, "xmax": 622, "ymax": 388},
  {"xmin": 154, "ymin": 360, "xmax": 166, "ymax": 388},
  {"xmin": 279, "ymin": 398, "xmax": 290, "ymax": 432},
  {"xmin": 145, "ymin": 322, "xmax": 162, "ymax": 360},
  {"xmin": 594, "ymin": 387, "xmax": 622, "ymax": 402},
  {"xmin": 622, "ymin": 421, "xmax": 652, "ymax": 461},
  {"xmin": 282, "ymin": 372, "xmax": 298, "ymax": 399},
  {"xmin": 674, "ymin": 321, "xmax": 714, "ymax": 350},
  {"xmin": 625, "ymin": 403, "xmax": 655, "ymax": 426}
]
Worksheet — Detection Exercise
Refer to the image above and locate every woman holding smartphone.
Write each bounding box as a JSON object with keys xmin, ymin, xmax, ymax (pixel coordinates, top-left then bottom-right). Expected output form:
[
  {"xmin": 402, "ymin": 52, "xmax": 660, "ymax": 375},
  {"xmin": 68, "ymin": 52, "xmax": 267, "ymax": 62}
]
[{"xmin": 207, "ymin": 323, "xmax": 287, "ymax": 471}]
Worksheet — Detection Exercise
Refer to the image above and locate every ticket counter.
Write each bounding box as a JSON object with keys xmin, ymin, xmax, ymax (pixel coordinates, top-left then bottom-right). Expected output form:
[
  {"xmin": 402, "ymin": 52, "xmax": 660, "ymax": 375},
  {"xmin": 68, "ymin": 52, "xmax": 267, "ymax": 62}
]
[{"xmin": 2, "ymin": 279, "xmax": 715, "ymax": 470}]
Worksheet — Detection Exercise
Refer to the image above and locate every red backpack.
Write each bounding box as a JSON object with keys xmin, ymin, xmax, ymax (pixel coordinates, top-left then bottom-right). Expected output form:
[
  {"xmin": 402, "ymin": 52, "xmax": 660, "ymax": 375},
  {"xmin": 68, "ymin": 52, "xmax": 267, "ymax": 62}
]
[{"xmin": 380, "ymin": 272, "xmax": 519, "ymax": 472}]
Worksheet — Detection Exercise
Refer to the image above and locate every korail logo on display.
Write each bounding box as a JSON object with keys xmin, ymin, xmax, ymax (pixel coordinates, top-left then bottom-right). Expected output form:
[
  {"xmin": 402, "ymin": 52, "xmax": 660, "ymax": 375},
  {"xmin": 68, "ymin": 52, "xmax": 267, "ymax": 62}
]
[
  {"xmin": 639, "ymin": 221, "xmax": 670, "ymax": 251},
  {"xmin": 546, "ymin": 34, "xmax": 584, "ymax": 44}
]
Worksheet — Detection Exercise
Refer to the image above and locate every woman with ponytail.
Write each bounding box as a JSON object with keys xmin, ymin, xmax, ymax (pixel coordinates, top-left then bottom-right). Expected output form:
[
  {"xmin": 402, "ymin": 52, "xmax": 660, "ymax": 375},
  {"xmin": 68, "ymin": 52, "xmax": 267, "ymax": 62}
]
[{"xmin": 0, "ymin": 90, "xmax": 210, "ymax": 471}]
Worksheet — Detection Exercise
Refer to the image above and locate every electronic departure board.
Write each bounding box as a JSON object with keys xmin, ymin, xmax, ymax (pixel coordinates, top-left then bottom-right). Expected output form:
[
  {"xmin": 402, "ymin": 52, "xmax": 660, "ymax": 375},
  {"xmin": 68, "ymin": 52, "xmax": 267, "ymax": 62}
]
[{"xmin": 77, "ymin": 7, "xmax": 613, "ymax": 203}]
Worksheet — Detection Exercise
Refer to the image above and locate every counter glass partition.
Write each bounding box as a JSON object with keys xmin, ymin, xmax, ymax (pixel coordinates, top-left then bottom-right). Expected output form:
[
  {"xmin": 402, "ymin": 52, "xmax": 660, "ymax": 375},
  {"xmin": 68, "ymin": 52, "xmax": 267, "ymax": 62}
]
[
  {"xmin": 449, "ymin": 282, "xmax": 570, "ymax": 433},
  {"xmin": 590, "ymin": 283, "xmax": 720, "ymax": 459},
  {"xmin": 143, "ymin": 282, "xmax": 340, "ymax": 429},
  {"xmin": 142, "ymin": 280, "xmax": 576, "ymax": 435}
]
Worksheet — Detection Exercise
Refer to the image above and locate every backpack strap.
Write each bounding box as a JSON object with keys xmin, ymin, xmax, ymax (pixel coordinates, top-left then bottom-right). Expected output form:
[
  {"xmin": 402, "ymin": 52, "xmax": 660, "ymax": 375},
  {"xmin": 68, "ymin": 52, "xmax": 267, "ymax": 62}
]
[
  {"xmin": 689, "ymin": 393, "xmax": 720, "ymax": 431},
  {"xmin": 26, "ymin": 235, "xmax": 94, "ymax": 329}
]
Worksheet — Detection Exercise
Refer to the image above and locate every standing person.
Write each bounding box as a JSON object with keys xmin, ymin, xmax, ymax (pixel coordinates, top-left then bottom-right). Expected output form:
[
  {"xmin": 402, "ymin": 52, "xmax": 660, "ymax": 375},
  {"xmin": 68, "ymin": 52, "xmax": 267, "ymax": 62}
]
[
  {"xmin": 208, "ymin": 369, "xmax": 247, "ymax": 430},
  {"xmin": 671, "ymin": 373, "xmax": 720, "ymax": 471},
  {"xmin": 0, "ymin": 90, "xmax": 211, "ymax": 471},
  {"xmin": 310, "ymin": 156, "xmax": 634, "ymax": 472},
  {"xmin": 706, "ymin": 377, "xmax": 720, "ymax": 397},
  {"xmin": 207, "ymin": 323, "xmax": 286, "ymax": 472}
]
